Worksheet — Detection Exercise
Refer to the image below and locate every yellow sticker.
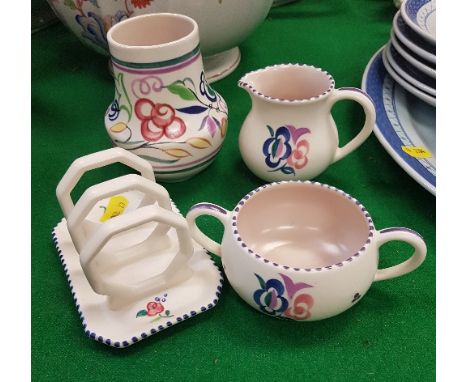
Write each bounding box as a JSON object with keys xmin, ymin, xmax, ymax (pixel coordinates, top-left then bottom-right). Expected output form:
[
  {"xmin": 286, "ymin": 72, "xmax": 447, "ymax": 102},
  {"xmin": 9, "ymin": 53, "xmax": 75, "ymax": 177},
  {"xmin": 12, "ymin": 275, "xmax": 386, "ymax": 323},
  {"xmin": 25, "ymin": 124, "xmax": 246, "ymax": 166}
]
[
  {"xmin": 99, "ymin": 195, "xmax": 129, "ymax": 222},
  {"xmin": 401, "ymin": 146, "xmax": 432, "ymax": 159}
]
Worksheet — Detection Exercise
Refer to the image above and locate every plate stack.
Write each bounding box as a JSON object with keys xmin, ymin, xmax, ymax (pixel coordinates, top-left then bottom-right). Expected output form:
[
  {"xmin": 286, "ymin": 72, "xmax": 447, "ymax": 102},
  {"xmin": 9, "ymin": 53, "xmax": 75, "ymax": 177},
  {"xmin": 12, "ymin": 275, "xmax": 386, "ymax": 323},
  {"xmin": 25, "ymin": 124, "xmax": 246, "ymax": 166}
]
[
  {"xmin": 384, "ymin": 0, "xmax": 436, "ymax": 107},
  {"xmin": 361, "ymin": 0, "xmax": 436, "ymax": 195}
]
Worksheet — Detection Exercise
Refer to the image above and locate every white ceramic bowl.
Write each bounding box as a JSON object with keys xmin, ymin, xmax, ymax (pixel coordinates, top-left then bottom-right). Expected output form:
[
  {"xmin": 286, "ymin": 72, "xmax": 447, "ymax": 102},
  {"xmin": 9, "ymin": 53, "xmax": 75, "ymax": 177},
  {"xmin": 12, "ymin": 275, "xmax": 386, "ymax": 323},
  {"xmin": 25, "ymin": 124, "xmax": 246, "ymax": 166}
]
[{"xmin": 47, "ymin": 0, "xmax": 273, "ymax": 81}]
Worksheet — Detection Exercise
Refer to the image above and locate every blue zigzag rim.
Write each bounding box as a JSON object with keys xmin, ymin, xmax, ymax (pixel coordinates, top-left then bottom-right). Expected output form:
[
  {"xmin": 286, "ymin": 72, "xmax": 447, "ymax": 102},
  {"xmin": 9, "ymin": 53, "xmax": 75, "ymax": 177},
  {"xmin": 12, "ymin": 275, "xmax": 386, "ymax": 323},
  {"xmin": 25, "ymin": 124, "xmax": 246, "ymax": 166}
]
[{"xmin": 51, "ymin": 219, "xmax": 224, "ymax": 348}]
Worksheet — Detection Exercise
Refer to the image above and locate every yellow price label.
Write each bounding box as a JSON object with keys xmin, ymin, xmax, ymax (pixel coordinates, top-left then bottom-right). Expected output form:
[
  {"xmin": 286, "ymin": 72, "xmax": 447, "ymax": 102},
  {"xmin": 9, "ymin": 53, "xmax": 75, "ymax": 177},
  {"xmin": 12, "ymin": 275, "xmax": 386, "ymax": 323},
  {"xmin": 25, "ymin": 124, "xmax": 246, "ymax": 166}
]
[
  {"xmin": 99, "ymin": 195, "xmax": 129, "ymax": 222},
  {"xmin": 401, "ymin": 146, "xmax": 432, "ymax": 159}
]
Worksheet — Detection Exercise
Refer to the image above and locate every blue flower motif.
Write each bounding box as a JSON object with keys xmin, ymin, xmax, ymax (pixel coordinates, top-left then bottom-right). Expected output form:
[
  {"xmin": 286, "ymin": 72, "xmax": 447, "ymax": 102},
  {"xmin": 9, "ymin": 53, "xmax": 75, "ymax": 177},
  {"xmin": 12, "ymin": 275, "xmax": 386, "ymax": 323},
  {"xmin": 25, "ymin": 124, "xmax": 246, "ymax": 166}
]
[
  {"xmin": 75, "ymin": 11, "xmax": 128, "ymax": 52},
  {"xmin": 262, "ymin": 126, "xmax": 292, "ymax": 169},
  {"xmin": 253, "ymin": 274, "xmax": 289, "ymax": 316},
  {"xmin": 75, "ymin": 12, "xmax": 108, "ymax": 51},
  {"xmin": 107, "ymin": 99, "xmax": 120, "ymax": 121},
  {"xmin": 199, "ymin": 72, "xmax": 217, "ymax": 102},
  {"xmin": 112, "ymin": 10, "xmax": 128, "ymax": 26}
]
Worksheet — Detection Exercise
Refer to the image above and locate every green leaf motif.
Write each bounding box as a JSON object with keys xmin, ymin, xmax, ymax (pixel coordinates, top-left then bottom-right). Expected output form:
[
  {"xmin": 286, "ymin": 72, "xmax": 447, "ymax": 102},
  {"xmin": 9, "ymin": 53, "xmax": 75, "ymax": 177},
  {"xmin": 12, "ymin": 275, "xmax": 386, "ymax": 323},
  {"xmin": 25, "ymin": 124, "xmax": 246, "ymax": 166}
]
[
  {"xmin": 267, "ymin": 125, "xmax": 274, "ymax": 137},
  {"xmin": 272, "ymin": 140, "xmax": 279, "ymax": 157},
  {"xmin": 281, "ymin": 166, "xmax": 295, "ymax": 175},
  {"xmin": 165, "ymin": 310, "xmax": 170, "ymax": 316},
  {"xmin": 64, "ymin": 0, "xmax": 77, "ymax": 10},
  {"xmin": 255, "ymin": 274, "xmax": 266, "ymax": 289},
  {"xmin": 136, "ymin": 309, "xmax": 147, "ymax": 318},
  {"xmin": 167, "ymin": 83, "xmax": 197, "ymax": 101},
  {"xmin": 264, "ymin": 291, "xmax": 272, "ymax": 307}
]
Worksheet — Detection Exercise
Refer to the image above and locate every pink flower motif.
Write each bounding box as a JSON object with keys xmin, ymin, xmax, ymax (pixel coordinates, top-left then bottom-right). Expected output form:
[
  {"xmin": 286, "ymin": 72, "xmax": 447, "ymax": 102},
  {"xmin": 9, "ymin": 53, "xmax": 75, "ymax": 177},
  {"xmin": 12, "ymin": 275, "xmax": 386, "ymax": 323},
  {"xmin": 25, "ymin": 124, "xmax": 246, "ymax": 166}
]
[
  {"xmin": 146, "ymin": 302, "xmax": 164, "ymax": 316},
  {"xmin": 284, "ymin": 293, "xmax": 314, "ymax": 320},
  {"xmin": 131, "ymin": 0, "xmax": 153, "ymax": 9},
  {"xmin": 135, "ymin": 98, "xmax": 186, "ymax": 142},
  {"xmin": 287, "ymin": 139, "xmax": 309, "ymax": 170}
]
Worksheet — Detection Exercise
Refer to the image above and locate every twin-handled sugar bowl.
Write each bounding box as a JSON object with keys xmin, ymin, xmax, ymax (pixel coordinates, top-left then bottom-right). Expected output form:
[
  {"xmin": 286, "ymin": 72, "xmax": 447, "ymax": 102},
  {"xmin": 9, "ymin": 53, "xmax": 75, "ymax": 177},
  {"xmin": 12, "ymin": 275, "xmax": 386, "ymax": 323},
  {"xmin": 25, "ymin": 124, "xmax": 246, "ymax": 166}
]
[{"xmin": 187, "ymin": 181, "xmax": 426, "ymax": 321}]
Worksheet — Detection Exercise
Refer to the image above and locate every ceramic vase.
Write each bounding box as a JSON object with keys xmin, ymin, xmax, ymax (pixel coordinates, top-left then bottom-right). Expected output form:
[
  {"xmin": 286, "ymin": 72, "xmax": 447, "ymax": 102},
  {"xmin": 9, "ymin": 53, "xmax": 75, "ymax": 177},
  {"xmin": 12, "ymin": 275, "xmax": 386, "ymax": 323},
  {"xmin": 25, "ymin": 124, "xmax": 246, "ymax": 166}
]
[{"xmin": 104, "ymin": 13, "xmax": 228, "ymax": 182}]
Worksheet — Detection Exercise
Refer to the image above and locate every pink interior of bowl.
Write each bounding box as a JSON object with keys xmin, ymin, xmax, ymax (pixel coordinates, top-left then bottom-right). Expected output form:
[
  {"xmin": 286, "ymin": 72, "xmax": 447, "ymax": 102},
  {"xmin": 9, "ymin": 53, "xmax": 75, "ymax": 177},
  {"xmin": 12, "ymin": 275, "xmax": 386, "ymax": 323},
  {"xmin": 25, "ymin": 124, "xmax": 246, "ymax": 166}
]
[
  {"xmin": 243, "ymin": 65, "xmax": 333, "ymax": 101},
  {"xmin": 110, "ymin": 14, "xmax": 195, "ymax": 47},
  {"xmin": 236, "ymin": 183, "xmax": 370, "ymax": 269}
]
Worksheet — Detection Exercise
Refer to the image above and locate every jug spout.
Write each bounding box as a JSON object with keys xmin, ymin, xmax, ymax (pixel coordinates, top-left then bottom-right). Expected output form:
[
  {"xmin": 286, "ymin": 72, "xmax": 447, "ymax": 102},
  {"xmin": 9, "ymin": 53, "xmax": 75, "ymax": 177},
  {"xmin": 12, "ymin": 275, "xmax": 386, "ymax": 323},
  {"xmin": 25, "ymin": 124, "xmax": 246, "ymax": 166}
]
[
  {"xmin": 238, "ymin": 72, "xmax": 257, "ymax": 96},
  {"xmin": 238, "ymin": 64, "xmax": 335, "ymax": 104},
  {"xmin": 238, "ymin": 69, "xmax": 274, "ymax": 105}
]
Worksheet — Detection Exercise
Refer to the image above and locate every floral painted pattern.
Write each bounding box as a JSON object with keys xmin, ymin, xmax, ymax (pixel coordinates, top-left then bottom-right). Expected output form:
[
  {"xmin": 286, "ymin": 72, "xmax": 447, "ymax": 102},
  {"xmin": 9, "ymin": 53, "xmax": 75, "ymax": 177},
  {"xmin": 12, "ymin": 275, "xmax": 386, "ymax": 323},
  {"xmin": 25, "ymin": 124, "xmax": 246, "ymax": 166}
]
[
  {"xmin": 134, "ymin": 100, "xmax": 187, "ymax": 142},
  {"xmin": 106, "ymin": 72, "xmax": 228, "ymax": 165},
  {"xmin": 253, "ymin": 273, "xmax": 314, "ymax": 320},
  {"xmin": 136, "ymin": 293, "xmax": 174, "ymax": 322},
  {"xmin": 75, "ymin": 10, "xmax": 127, "ymax": 51},
  {"xmin": 263, "ymin": 124, "xmax": 311, "ymax": 175},
  {"xmin": 61, "ymin": 0, "xmax": 154, "ymax": 53},
  {"xmin": 253, "ymin": 275, "xmax": 289, "ymax": 316},
  {"xmin": 130, "ymin": 0, "xmax": 153, "ymax": 9}
]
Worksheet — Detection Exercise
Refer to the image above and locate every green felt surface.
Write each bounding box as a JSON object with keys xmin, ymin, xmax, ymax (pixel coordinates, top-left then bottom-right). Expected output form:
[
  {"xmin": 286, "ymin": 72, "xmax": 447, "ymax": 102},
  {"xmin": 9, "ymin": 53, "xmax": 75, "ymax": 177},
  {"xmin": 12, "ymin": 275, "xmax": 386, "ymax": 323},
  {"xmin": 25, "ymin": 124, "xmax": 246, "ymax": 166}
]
[{"xmin": 32, "ymin": 1, "xmax": 435, "ymax": 380}]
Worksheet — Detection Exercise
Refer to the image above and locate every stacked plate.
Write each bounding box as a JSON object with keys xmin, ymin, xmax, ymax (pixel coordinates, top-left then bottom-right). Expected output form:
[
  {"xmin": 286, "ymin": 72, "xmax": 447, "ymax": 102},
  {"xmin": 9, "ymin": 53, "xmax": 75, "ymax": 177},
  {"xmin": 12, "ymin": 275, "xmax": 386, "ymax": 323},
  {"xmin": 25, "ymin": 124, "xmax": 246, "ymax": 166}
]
[
  {"xmin": 385, "ymin": 0, "xmax": 436, "ymax": 106},
  {"xmin": 362, "ymin": 0, "xmax": 436, "ymax": 195}
]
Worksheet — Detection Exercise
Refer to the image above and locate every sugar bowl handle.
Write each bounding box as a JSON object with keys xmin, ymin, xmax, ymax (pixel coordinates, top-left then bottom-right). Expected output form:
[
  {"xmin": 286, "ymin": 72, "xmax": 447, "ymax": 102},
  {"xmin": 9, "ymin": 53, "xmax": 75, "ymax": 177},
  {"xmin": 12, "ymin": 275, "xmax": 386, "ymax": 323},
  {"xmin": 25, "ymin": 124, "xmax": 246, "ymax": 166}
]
[
  {"xmin": 326, "ymin": 87, "xmax": 375, "ymax": 163},
  {"xmin": 186, "ymin": 203, "xmax": 231, "ymax": 257},
  {"xmin": 56, "ymin": 147, "xmax": 155, "ymax": 218},
  {"xmin": 374, "ymin": 227, "xmax": 427, "ymax": 281}
]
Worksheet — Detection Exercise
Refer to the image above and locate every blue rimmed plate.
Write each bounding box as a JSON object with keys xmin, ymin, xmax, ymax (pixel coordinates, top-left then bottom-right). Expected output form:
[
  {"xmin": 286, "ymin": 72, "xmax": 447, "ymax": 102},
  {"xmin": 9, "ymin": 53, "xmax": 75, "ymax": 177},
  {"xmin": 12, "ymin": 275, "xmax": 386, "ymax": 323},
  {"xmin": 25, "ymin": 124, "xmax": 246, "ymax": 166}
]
[
  {"xmin": 390, "ymin": 32, "xmax": 435, "ymax": 79},
  {"xmin": 381, "ymin": 46, "xmax": 435, "ymax": 107},
  {"xmin": 362, "ymin": 47, "xmax": 435, "ymax": 195},
  {"xmin": 384, "ymin": 44, "xmax": 435, "ymax": 96},
  {"xmin": 393, "ymin": 11, "xmax": 435, "ymax": 64},
  {"xmin": 400, "ymin": 0, "xmax": 436, "ymax": 44}
]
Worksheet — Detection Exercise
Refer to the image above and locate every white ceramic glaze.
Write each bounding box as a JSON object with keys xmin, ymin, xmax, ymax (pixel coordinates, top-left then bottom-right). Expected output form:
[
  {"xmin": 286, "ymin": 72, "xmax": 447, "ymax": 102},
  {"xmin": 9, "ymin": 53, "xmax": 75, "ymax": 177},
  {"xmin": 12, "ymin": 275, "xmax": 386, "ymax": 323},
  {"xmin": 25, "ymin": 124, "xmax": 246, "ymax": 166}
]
[
  {"xmin": 53, "ymin": 203, "xmax": 223, "ymax": 348},
  {"xmin": 46, "ymin": 0, "xmax": 273, "ymax": 82},
  {"xmin": 68, "ymin": 175, "xmax": 189, "ymax": 309},
  {"xmin": 56, "ymin": 146, "xmax": 156, "ymax": 217},
  {"xmin": 237, "ymin": 64, "xmax": 376, "ymax": 181},
  {"xmin": 186, "ymin": 181, "xmax": 426, "ymax": 321},
  {"xmin": 104, "ymin": 14, "xmax": 228, "ymax": 182},
  {"xmin": 54, "ymin": 148, "xmax": 223, "ymax": 346},
  {"xmin": 56, "ymin": 147, "xmax": 190, "ymax": 309}
]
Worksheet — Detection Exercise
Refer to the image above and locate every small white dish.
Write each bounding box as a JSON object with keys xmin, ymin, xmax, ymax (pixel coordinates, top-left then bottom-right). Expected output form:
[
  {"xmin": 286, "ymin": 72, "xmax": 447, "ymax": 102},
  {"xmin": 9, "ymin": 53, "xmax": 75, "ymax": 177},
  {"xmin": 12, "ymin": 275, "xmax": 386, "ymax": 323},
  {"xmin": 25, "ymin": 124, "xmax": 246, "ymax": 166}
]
[
  {"xmin": 362, "ymin": 47, "xmax": 435, "ymax": 195},
  {"xmin": 384, "ymin": 45, "xmax": 435, "ymax": 96},
  {"xmin": 393, "ymin": 12, "xmax": 435, "ymax": 64},
  {"xmin": 52, "ymin": 200, "xmax": 223, "ymax": 348},
  {"xmin": 390, "ymin": 32, "xmax": 435, "ymax": 79},
  {"xmin": 382, "ymin": 46, "xmax": 435, "ymax": 107},
  {"xmin": 400, "ymin": 0, "xmax": 436, "ymax": 44},
  {"xmin": 53, "ymin": 148, "xmax": 223, "ymax": 347}
]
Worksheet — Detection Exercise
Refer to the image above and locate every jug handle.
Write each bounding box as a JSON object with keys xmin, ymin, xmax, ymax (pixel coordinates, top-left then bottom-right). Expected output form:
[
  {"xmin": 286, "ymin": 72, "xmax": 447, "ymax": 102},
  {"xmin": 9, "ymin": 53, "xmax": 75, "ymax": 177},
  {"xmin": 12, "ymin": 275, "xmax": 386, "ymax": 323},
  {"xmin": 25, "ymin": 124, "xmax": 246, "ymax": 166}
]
[
  {"xmin": 327, "ymin": 87, "xmax": 376, "ymax": 163},
  {"xmin": 67, "ymin": 174, "xmax": 172, "ymax": 252},
  {"xmin": 186, "ymin": 203, "xmax": 231, "ymax": 257},
  {"xmin": 374, "ymin": 227, "xmax": 426, "ymax": 281},
  {"xmin": 79, "ymin": 204, "xmax": 193, "ymax": 303},
  {"xmin": 56, "ymin": 147, "xmax": 155, "ymax": 219}
]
